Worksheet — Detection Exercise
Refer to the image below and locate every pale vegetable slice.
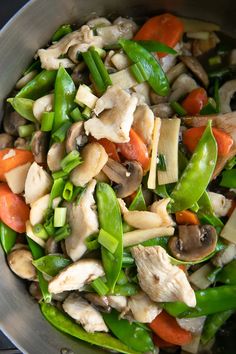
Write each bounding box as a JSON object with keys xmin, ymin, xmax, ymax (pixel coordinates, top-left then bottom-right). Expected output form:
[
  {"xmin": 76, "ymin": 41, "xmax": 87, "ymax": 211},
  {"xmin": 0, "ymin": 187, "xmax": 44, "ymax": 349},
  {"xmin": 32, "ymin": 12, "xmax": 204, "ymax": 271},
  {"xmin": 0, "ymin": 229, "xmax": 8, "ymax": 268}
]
[
  {"xmin": 157, "ymin": 118, "xmax": 180, "ymax": 185},
  {"xmin": 111, "ymin": 53, "xmax": 130, "ymax": 70},
  {"xmin": 220, "ymin": 208, "xmax": 236, "ymax": 244},
  {"xmin": 147, "ymin": 118, "xmax": 161, "ymax": 189},
  {"xmin": 26, "ymin": 220, "xmax": 46, "ymax": 248},
  {"xmin": 110, "ymin": 68, "xmax": 137, "ymax": 89},
  {"xmin": 30, "ymin": 194, "xmax": 50, "ymax": 226},
  {"xmin": 5, "ymin": 162, "xmax": 31, "ymax": 194},
  {"xmin": 189, "ymin": 264, "xmax": 214, "ymax": 290},
  {"xmin": 181, "ymin": 333, "xmax": 202, "ymax": 354},
  {"xmin": 123, "ymin": 227, "xmax": 174, "ymax": 247},
  {"xmin": 179, "ymin": 17, "xmax": 220, "ymax": 32},
  {"xmin": 186, "ymin": 31, "xmax": 210, "ymax": 40},
  {"xmin": 75, "ymin": 84, "xmax": 98, "ymax": 109},
  {"xmin": 33, "ymin": 94, "xmax": 54, "ymax": 122}
]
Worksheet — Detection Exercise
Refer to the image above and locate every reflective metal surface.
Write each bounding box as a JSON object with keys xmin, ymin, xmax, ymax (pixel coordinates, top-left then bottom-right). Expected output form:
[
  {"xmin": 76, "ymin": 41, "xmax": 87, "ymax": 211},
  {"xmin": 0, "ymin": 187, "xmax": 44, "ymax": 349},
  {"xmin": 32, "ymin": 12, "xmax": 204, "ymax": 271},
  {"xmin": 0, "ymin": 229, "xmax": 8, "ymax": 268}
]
[{"xmin": 0, "ymin": 0, "xmax": 235, "ymax": 353}]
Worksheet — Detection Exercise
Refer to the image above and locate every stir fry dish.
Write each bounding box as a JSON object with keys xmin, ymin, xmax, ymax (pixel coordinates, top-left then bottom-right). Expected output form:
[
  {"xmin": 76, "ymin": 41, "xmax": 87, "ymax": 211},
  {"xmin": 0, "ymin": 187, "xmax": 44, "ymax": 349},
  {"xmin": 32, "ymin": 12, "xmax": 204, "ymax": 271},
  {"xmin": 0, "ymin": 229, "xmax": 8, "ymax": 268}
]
[{"xmin": 1, "ymin": 12, "xmax": 236, "ymax": 354}]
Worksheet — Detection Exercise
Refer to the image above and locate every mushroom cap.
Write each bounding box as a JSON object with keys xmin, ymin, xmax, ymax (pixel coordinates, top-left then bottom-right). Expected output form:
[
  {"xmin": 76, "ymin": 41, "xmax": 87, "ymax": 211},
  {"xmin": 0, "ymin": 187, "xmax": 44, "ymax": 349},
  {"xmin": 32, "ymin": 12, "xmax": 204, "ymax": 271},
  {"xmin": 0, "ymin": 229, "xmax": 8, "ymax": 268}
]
[
  {"xmin": 168, "ymin": 225, "xmax": 218, "ymax": 262},
  {"xmin": 179, "ymin": 55, "xmax": 209, "ymax": 87},
  {"xmin": 66, "ymin": 122, "xmax": 85, "ymax": 153},
  {"xmin": 0, "ymin": 133, "xmax": 14, "ymax": 150},
  {"xmin": 31, "ymin": 131, "xmax": 49, "ymax": 164},
  {"xmin": 3, "ymin": 111, "xmax": 26, "ymax": 136},
  {"xmin": 7, "ymin": 249, "xmax": 37, "ymax": 280}
]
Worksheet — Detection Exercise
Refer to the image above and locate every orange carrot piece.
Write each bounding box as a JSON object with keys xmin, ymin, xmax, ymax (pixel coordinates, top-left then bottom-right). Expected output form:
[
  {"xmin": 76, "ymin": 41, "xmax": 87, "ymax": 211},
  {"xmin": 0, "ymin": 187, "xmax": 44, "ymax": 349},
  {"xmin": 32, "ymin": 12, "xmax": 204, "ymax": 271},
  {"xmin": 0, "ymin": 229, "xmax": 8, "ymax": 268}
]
[
  {"xmin": 182, "ymin": 88, "xmax": 208, "ymax": 115},
  {"xmin": 0, "ymin": 148, "xmax": 33, "ymax": 181},
  {"xmin": 175, "ymin": 210, "xmax": 200, "ymax": 225}
]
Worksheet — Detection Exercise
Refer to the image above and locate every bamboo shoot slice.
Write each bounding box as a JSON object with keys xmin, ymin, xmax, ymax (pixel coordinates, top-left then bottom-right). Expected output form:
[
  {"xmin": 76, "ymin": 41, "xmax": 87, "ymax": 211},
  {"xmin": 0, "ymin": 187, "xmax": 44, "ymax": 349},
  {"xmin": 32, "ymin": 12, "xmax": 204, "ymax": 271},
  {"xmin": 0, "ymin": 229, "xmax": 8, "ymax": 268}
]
[
  {"xmin": 110, "ymin": 68, "xmax": 137, "ymax": 89},
  {"xmin": 147, "ymin": 118, "xmax": 161, "ymax": 189},
  {"xmin": 189, "ymin": 263, "xmax": 214, "ymax": 289},
  {"xmin": 220, "ymin": 208, "xmax": 236, "ymax": 244},
  {"xmin": 158, "ymin": 118, "xmax": 180, "ymax": 185}
]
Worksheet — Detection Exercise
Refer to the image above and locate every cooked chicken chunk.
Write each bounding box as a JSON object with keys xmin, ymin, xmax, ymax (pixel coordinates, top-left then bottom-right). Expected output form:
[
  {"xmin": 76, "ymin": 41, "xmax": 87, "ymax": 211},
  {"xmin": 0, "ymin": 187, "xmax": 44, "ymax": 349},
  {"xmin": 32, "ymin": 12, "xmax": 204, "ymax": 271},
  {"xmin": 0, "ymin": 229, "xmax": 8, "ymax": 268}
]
[
  {"xmin": 128, "ymin": 292, "xmax": 161, "ymax": 323},
  {"xmin": 63, "ymin": 293, "xmax": 108, "ymax": 333},
  {"xmin": 65, "ymin": 179, "xmax": 99, "ymax": 261},
  {"xmin": 107, "ymin": 296, "xmax": 127, "ymax": 312},
  {"xmin": 132, "ymin": 104, "xmax": 154, "ymax": 147},
  {"xmin": 84, "ymin": 86, "xmax": 138, "ymax": 143},
  {"xmin": 131, "ymin": 246, "xmax": 196, "ymax": 307},
  {"xmin": 38, "ymin": 25, "xmax": 104, "ymax": 70},
  {"xmin": 48, "ymin": 259, "xmax": 104, "ymax": 294},
  {"xmin": 208, "ymin": 192, "xmax": 232, "ymax": 217}
]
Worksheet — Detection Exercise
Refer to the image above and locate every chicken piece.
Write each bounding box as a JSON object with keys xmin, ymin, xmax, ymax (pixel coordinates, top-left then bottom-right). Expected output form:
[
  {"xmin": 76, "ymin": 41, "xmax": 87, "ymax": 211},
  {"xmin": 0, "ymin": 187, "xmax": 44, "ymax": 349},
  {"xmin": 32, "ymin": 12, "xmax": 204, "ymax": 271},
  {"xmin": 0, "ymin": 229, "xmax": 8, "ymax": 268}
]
[
  {"xmin": 132, "ymin": 104, "xmax": 154, "ymax": 147},
  {"xmin": 63, "ymin": 293, "xmax": 108, "ymax": 333},
  {"xmin": 24, "ymin": 162, "xmax": 52, "ymax": 204},
  {"xmin": 84, "ymin": 86, "xmax": 138, "ymax": 143},
  {"xmin": 48, "ymin": 259, "xmax": 104, "ymax": 294},
  {"xmin": 107, "ymin": 295, "xmax": 127, "ymax": 312},
  {"xmin": 38, "ymin": 25, "xmax": 104, "ymax": 70},
  {"xmin": 30, "ymin": 194, "xmax": 50, "ymax": 226},
  {"xmin": 208, "ymin": 192, "xmax": 232, "ymax": 217},
  {"xmin": 65, "ymin": 179, "xmax": 99, "ymax": 261},
  {"xmin": 131, "ymin": 246, "xmax": 196, "ymax": 307},
  {"xmin": 184, "ymin": 111, "xmax": 236, "ymax": 177},
  {"xmin": 128, "ymin": 292, "xmax": 161, "ymax": 323}
]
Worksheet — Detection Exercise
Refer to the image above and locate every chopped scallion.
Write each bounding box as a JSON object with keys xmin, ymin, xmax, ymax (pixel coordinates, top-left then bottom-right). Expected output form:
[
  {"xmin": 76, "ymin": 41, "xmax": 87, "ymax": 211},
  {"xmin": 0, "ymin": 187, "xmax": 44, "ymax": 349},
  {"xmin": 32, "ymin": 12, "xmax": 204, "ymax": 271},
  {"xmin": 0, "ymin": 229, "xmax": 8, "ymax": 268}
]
[
  {"xmin": 208, "ymin": 55, "xmax": 222, "ymax": 66},
  {"xmin": 52, "ymin": 121, "xmax": 72, "ymax": 142},
  {"xmin": 52, "ymin": 170, "xmax": 68, "ymax": 180},
  {"xmin": 98, "ymin": 228, "xmax": 118, "ymax": 254},
  {"xmin": 170, "ymin": 101, "xmax": 187, "ymax": 117},
  {"xmin": 89, "ymin": 47, "xmax": 112, "ymax": 88},
  {"xmin": 32, "ymin": 224, "xmax": 48, "ymax": 240},
  {"xmin": 70, "ymin": 107, "xmax": 83, "ymax": 122},
  {"xmin": 82, "ymin": 106, "xmax": 92, "ymax": 119},
  {"xmin": 82, "ymin": 51, "xmax": 106, "ymax": 95},
  {"xmin": 41, "ymin": 112, "xmax": 54, "ymax": 132},
  {"xmin": 44, "ymin": 214, "xmax": 55, "ymax": 236},
  {"xmin": 49, "ymin": 178, "xmax": 65, "ymax": 207},
  {"xmin": 54, "ymin": 207, "xmax": 67, "ymax": 227},
  {"xmin": 91, "ymin": 277, "xmax": 109, "ymax": 296},
  {"xmin": 60, "ymin": 150, "xmax": 82, "ymax": 174},
  {"xmin": 54, "ymin": 224, "xmax": 71, "ymax": 242},
  {"xmin": 51, "ymin": 24, "xmax": 73, "ymax": 42},
  {"xmin": 18, "ymin": 124, "xmax": 35, "ymax": 138},
  {"xmin": 62, "ymin": 181, "xmax": 74, "ymax": 201},
  {"xmin": 85, "ymin": 234, "xmax": 100, "ymax": 251}
]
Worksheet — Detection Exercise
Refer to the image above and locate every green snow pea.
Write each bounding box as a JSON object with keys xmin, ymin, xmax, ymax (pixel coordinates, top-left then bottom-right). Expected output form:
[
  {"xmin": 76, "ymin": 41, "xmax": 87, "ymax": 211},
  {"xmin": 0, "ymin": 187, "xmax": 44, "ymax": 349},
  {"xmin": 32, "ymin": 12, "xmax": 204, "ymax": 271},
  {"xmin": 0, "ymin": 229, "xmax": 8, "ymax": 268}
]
[
  {"xmin": 51, "ymin": 24, "xmax": 73, "ymax": 42},
  {"xmin": 27, "ymin": 237, "xmax": 51, "ymax": 303},
  {"xmin": 215, "ymin": 259, "xmax": 236, "ymax": 285},
  {"xmin": 103, "ymin": 310, "xmax": 154, "ymax": 353},
  {"xmin": 113, "ymin": 283, "xmax": 138, "ymax": 296},
  {"xmin": 0, "ymin": 221, "xmax": 17, "ymax": 254},
  {"xmin": 164, "ymin": 285, "xmax": 236, "ymax": 318},
  {"xmin": 201, "ymin": 310, "xmax": 234, "ymax": 345},
  {"xmin": 197, "ymin": 192, "xmax": 224, "ymax": 231},
  {"xmin": 220, "ymin": 169, "xmax": 236, "ymax": 188},
  {"xmin": 170, "ymin": 121, "xmax": 217, "ymax": 212},
  {"xmin": 53, "ymin": 66, "xmax": 76, "ymax": 131},
  {"xmin": 135, "ymin": 40, "xmax": 177, "ymax": 54},
  {"xmin": 41, "ymin": 303, "xmax": 140, "ymax": 354},
  {"xmin": 96, "ymin": 183, "xmax": 123, "ymax": 292},
  {"xmin": 119, "ymin": 39, "xmax": 169, "ymax": 96},
  {"xmin": 7, "ymin": 97, "xmax": 35, "ymax": 122},
  {"xmin": 128, "ymin": 186, "xmax": 146, "ymax": 211},
  {"xmin": 32, "ymin": 255, "xmax": 71, "ymax": 277},
  {"xmin": 16, "ymin": 70, "xmax": 57, "ymax": 100}
]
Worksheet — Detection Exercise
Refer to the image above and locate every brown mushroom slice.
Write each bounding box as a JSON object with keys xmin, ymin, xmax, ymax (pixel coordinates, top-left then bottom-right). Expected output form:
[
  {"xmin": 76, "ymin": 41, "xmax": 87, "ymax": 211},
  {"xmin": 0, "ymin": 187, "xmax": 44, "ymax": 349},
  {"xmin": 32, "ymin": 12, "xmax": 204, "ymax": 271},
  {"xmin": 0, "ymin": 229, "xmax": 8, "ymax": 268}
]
[
  {"xmin": 168, "ymin": 225, "xmax": 217, "ymax": 262},
  {"xmin": 0, "ymin": 133, "xmax": 14, "ymax": 150},
  {"xmin": 179, "ymin": 55, "xmax": 209, "ymax": 87},
  {"xmin": 66, "ymin": 122, "xmax": 85, "ymax": 153},
  {"xmin": 14, "ymin": 137, "xmax": 30, "ymax": 150},
  {"xmin": 47, "ymin": 142, "xmax": 66, "ymax": 172},
  {"xmin": 31, "ymin": 131, "xmax": 49, "ymax": 164},
  {"xmin": 7, "ymin": 248, "xmax": 37, "ymax": 280},
  {"xmin": 102, "ymin": 158, "xmax": 143, "ymax": 198},
  {"xmin": 3, "ymin": 111, "xmax": 26, "ymax": 136}
]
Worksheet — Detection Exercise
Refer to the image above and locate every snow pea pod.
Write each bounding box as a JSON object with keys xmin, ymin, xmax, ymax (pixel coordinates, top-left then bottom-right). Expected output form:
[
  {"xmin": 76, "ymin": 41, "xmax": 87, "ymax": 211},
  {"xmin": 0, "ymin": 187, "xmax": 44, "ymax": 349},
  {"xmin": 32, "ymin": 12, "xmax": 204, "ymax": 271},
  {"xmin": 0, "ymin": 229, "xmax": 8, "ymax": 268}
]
[
  {"xmin": 164, "ymin": 285, "xmax": 236, "ymax": 318},
  {"xmin": 53, "ymin": 66, "xmax": 76, "ymax": 131},
  {"xmin": 170, "ymin": 121, "xmax": 217, "ymax": 212},
  {"xmin": 215, "ymin": 259, "xmax": 236, "ymax": 285},
  {"xmin": 96, "ymin": 182, "xmax": 123, "ymax": 292},
  {"xmin": 32, "ymin": 255, "xmax": 71, "ymax": 277},
  {"xmin": 119, "ymin": 39, "xmax": 169, "ymax": 96},
  {"xmin": 103, "ymin": 309, "xmax": 154, "ymax": 353},
  {"xmin": 128, "ymin": 186, "xmax": 146, "ymax": 211},
  {"xmin": 41, "ymin": 303, "xmax": 140, "ymax": 354},
  {"xmin": 16, "ymin": 70, "xmax": 57, "ymax": 100},
  {"xmin": 0, "ymin": 221, "xmax": 16, "ymax": 254},
  {"xmin": 197, "ymin": 192, "xmax": 224, "ymax": 231}
]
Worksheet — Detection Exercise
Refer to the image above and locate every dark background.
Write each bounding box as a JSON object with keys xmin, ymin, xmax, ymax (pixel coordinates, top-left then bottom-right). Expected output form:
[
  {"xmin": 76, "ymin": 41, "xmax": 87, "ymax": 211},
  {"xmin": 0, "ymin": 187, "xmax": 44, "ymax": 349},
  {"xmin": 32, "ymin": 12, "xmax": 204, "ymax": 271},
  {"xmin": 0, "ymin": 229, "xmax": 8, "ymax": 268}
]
[{"xmin": 0, "ymin": 0, "xmax": 29, "ymax": 29}]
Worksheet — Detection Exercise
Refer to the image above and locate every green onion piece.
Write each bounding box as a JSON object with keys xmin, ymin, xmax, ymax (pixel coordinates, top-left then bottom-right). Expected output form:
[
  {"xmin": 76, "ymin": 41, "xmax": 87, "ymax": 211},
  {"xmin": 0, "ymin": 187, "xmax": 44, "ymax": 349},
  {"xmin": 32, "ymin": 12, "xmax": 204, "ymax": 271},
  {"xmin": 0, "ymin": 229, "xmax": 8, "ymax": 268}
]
[
  {"xmin": 70, "ymin": 107, "xmax": 83, "ymax": 122},
  {"xmin": 52, "ymin": 121, "xmax": 72, "ymax": 142},
  {"xmin": 18, "ymin": 124, "xmax": 35, "ymax": 137},
  {"xmin": 130, "ymin": 62, "xmax": 149, "ymax": 83},
  {"xmin": 157, "ymin": 154, "xmax": 167, "ymax": 171},
  {"xmin": 54, "ymin": 224, "xmax": 71, "ymax": 242},
  {"xmin": 122, "ymin": 255, "xmax": 135, "ymax": 267},
  {"xmin": 82, "ymin": 106, "xmax": 92, "ymax": 119},
  {"xmin": 52, "ymin": 170, "xmax": 68, "ymax": 180},
  {"xmin": 49, "ymin": 178, "xmax": 65, "ymax": 207},
  {"xmin": 33, "ymin": 224, "xmax": 49, "ymax": 240},
  {"xmin": 85, "ymin": 234, "xmax": 100, "ymax": 251},
  {"xmin": 98, "ymin": 228, "xmax": 119, "ymax": 254},
  {"xmin": 54, "ymin": 207, "xmax": 67, "ymax": 227},
  {"xmin": 225, "ymin": 156, "xmax": 236, "ymax": 170},
  {"xmin": 94, "ymin": 47, "xmax": 106, "ymax": 58},
  {"xmin": 91, "ymin": 277, "xmax": 109, "ymax": 296},
  {"xmin": 51, "ymin": 24, "xmax": 73, "ymax": 42},
  {"xmin": 89, "ymin": 47, "xmax": 112, "ymax": 88},
  {"xmin": 220, "ymin": 169, "xmax": 236, "ymax": 188},
  {"xmin": 170, "ymin": 101, "xmax": 187, "ymax": 117},
  {"xmin": 41, "ymin": 112, "xmax": 55, "ymax": 132},
  {"xmin": 61, "ymin": 150, "xmax": 82, "ymax": 174},
  {"xmin": 82, "ymin": 51, "xmax": 106, "ymax": 95},
  {"xmin": 208, "ymin": 55, "xmax": 222, "ymax": 66},
  {"xmin": 62, "ymin": 181, "xmax": 74, "ymax": 201},
  {"xmin": 44, "ymin": 215, "xmax": 55, "ymax": 236}
]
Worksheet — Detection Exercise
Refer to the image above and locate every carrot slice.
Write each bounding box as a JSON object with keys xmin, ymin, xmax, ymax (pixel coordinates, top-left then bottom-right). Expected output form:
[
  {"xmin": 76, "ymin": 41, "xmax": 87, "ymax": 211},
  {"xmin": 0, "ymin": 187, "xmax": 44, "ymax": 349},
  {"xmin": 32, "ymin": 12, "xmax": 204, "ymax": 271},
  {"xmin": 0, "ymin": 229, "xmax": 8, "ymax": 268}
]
[
  {"xmin": 0, "ymin": 148, "xmax": 33, "ymax": 181},
  {"xmin": 95, "ymin": 138, "xmax": 120, "ymax": 162},
  {"xmin": 0, "ymin": 183, "xmax": 29, "ymax": 233},
  {"xmin": 182, "ymin": 88, "xmax": 208, "ymax": 115},
  {"xmin": 134, "ymin": 13, "xmax": 184, "ymax": 57},
  {"xmin": 183, "ymin": 126, "xmax": 233, "ymax": 157},
  {"xmin": 149, "ymin": 311, "xmax": 192, "ymax": 346},
  {"xmin": 116, "ymin": 129, "xmax": 150, "ymax": 170},
  {"xmin": 153, "ymin": 334, "xmax": 175, "ymax": 348},
  {"xmin": 175, "ymin": 210, "xmax": 200, "ymax": 225}
]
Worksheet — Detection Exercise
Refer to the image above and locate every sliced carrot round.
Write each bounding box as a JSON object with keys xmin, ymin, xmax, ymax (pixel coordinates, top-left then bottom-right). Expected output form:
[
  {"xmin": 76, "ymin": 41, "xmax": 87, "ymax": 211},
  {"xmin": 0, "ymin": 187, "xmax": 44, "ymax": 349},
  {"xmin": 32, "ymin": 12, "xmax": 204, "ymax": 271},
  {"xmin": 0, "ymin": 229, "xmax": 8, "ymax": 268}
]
[{"xmin": 182, "ymin": 88, "xmax": 208, "ymax": 115}]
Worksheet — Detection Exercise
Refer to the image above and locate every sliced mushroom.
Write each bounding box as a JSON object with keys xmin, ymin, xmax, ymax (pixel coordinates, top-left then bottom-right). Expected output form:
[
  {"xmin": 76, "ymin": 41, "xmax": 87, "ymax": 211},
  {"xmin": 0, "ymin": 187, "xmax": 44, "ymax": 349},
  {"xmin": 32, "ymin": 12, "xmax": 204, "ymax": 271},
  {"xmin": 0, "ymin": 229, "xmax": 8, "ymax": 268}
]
[
  {"xmin": 29, "ymin": 282, "xmax": 42, "ymax": 301},
  {"xmin": 70, "ymin": 143, "xmax": 108, "ymax": 187},
  {"xmin": 179, "ymin": 55, "xmax": 209, "ymax": 87},
  {"xmin": 7, "ymin": 248, "xmax": 37, "ymax": 280},
  {"xmin": 102, "ymin": 158, "xmax": 143, "ymax": 198},
  {"xmin": 32, "ymin": 94, "xmax": 54, "ymax": 121},
  {"xmin": 25, "ymin": 162, "xmax": 52, "ymax": 204},
  {"xmin": 30, "ymin": 194, "xmax": 50, "ymax": 226},
  {"xmin": 208, "ymin": 192, "xmax": 232, "ymax": 217},
  {"xmin": 219, "ymin": 80, "xmax": 236, "ymax": 113},
  {"xmin": 169, "ymin": 73, "xmax": 198, "ymax": 102},
  {"xmin": 168, "ymin": 225, "xmax": 217, "ymax": 262},
  {"xmin": 151, "ymin": 103, "xmax": 174, "ymax": 118},
  {"xmin": 66, "ymin": 122, "xmax": 85, "ymax": 153},
  {"xmin": 5, "ymin": 162, "xmax": 31, "ymax": 194},
  {"xmin": 48, "ymin": 258, "xmax": 105, "ymax": 294},
  {"xmin": 47, "ymin": 142, "xmax": 66, "ymax": 172},
  {"xmin": 45, "ymin": 237, "xmax": 61, "ymax": 255},
  {"xmin": 0, "ymin": 133, "xmax": 14, "ymax": 150},
  {"xmin": 84, "ymin": 293, "xmax": 110, "ymax": 310},
  {"xmin": 15, "ymin": 70, "xmax": 38, "ymax": 90},
  {"xmin": 31, "ymin": 131, "xmax": 49, "ymax": 164},
  {"xmin": 3, "ymin": 111, "xmax": 26, "ymax": 136},
  {"xmin": 150, "ymin": 90, "xmax": 168, "ymax": 105},
  {"xmin": 166, "ymin": 62, "xmax": 187, "ymax": 84}
]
